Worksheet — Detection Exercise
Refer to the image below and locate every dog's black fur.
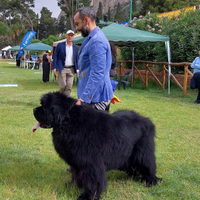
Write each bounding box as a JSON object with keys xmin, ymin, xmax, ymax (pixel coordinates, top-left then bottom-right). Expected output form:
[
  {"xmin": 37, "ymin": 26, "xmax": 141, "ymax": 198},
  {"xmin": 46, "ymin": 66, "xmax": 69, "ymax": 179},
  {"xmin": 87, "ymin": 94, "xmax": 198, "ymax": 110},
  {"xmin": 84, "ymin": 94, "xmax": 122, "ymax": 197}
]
[{"xmin": 33, "ymin": 92, "xmax": 161, "ymax": 200}]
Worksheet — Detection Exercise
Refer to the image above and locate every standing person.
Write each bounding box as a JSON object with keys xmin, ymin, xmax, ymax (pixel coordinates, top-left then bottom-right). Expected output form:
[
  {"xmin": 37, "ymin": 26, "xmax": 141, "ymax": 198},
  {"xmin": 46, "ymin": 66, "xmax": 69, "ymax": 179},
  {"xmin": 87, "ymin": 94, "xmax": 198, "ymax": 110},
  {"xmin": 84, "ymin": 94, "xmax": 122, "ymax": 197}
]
[
  {"xmin": 74, "ymin": 7, "xmax": 113, "ymax": 110},
  {"xmin": 16, "ymin": 51, "xmax": 21, "ymax": 67},
  {"xmin": 53, "ymin": 30, "xmax": 78, "ymax": 96},
  {"xmin": 42, "ymin": 50, "xmax": 51, "ymax": 82},
  {"xmin": 190, "ymin": 48, "xmax": 200, "ymax": 104},
  {"xmin": 109, "ymin": 41, "xmax": 117, "ymax": 80}
]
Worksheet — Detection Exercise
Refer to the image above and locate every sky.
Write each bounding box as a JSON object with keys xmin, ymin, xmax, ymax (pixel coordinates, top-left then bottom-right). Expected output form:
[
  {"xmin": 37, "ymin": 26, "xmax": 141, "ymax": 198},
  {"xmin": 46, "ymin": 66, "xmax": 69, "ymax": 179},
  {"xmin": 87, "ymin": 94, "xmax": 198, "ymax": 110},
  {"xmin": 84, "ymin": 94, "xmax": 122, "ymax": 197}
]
[{"xmin": 31, "ymin": 0, "xmax": 61, "ymax": 18}]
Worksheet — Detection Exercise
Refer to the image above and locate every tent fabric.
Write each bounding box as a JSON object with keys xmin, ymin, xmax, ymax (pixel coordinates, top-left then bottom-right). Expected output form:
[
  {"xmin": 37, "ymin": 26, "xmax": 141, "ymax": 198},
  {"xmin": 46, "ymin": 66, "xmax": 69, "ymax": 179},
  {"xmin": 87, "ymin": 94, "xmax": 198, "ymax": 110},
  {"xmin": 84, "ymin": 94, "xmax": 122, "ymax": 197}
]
[
  {"xmin": 9, "ymin": 45, "xmax": 20, "ymax": 51},
  {"xmin": 25, "ymin": 42, "xmax": 52, "ymax": 51},
  {"xmin": 2, "ymin": 46, "xmax": 12, "ymax": 51},
  {"xmin": 98, "ymin": 20, "xmax": 114, "ymax": 25},
  {"xmin": 73, "ymin": 23, "xmax": 169, "ymax": 47}
]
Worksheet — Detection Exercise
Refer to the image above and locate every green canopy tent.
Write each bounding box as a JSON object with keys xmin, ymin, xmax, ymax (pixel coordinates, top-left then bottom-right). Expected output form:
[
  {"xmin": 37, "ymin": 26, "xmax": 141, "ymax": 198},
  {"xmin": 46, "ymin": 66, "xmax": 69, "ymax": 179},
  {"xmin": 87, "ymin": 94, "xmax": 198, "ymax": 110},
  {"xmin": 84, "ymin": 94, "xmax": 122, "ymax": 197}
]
[
  {"xmin": 8, "ymin": 45, "xmax": 20, "ymax": 51},
  {"xmin": 73, "ymin": 23, "xmax": 171, "ymax": 94},
  {"xmin": 97, "ymin": 20, "xmax": 114, "ymax": 28},
  {"xmin": 25, "ymin": 42, "xmax": 52, "ymax": 51},
  {"xmin": 22, "ymin": 42, "xmax": 52, "ymax": 68}
]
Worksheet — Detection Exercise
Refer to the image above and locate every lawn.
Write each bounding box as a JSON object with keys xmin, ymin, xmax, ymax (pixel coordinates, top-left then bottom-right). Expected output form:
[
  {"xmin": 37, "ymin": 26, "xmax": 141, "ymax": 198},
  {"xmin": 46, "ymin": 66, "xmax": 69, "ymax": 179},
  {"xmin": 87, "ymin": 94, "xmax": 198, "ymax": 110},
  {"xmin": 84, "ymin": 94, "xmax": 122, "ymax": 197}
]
[{"xmin": 0, "ymin": 60, "xmax": 199, "ymax": 200}]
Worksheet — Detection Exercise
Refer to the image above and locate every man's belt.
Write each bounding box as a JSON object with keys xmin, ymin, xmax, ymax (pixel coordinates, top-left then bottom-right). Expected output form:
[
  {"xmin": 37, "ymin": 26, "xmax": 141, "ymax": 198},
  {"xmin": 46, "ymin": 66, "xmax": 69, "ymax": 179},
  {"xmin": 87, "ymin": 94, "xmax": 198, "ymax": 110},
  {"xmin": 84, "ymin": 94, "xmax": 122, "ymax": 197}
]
[{"xmin": 64, "ymin": 65, "xmax": 74, "ymax": 68}]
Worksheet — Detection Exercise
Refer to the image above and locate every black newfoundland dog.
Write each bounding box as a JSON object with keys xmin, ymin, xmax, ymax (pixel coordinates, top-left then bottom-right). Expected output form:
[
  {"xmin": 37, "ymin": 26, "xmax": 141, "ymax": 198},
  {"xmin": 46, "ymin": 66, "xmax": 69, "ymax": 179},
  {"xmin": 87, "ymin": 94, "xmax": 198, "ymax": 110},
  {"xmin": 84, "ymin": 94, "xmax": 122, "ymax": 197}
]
[{"xmin": 33, "ymin": 92, "xmax": 161, "ymax": 200}]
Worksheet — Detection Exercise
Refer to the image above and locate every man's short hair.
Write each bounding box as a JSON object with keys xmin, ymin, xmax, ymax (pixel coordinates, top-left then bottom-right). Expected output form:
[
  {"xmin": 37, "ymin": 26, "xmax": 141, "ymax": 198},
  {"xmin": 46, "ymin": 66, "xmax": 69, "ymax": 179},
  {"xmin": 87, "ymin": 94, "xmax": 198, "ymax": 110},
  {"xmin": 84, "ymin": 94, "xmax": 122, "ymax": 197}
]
[{"xmin": 75, "ymin": 7, "xmax": 96, "ymax": 22}]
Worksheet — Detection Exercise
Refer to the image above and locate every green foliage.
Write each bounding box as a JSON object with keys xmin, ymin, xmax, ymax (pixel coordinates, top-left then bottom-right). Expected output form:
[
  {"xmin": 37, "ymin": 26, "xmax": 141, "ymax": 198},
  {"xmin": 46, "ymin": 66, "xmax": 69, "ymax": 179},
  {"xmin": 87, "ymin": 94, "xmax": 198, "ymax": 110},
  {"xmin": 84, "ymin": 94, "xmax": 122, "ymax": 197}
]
[
  {"xmin": 41, "ymin": 34, "xmax": 62, "ymax": 46},
  {"xmin": 0, "ymin": 35, "xmax": 12, "ymax": 49},
  {"xmin": 96, "ymin": 2, "xmax": 103, "ymax": 20},
  {"xmin": 114, "ymin": 3, "xmax": 122, "ymax": 23},
  {"xmin": 108, "ymin": 7, "xmax": 111, "ymax": 21},
  {"xmin": 0, "ymin": 21, "xmax": 8, "ymax": 36},
  {"xmin": 39, "ymin": 7, "xmax": 55, "ymax": 39},
  {"xmin": 121, "ymin": 10, "xmax": 200, "ymax": 73},
  {"xmin": 58, "ymin": 16, "xmax": 67, "ymax": 33},
  {"xmin": 139, "ymin": 0, "xmax": 199, "ymax": 15}
]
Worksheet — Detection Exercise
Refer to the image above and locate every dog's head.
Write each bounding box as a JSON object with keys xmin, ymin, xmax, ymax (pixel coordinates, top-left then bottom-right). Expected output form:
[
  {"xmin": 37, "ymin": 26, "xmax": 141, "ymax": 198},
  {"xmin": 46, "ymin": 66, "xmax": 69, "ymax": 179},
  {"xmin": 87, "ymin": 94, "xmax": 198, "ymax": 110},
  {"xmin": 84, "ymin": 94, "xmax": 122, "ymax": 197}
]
[{"xmin": 33, "ymin": 92, "xmax": 76, "ymax": 132}]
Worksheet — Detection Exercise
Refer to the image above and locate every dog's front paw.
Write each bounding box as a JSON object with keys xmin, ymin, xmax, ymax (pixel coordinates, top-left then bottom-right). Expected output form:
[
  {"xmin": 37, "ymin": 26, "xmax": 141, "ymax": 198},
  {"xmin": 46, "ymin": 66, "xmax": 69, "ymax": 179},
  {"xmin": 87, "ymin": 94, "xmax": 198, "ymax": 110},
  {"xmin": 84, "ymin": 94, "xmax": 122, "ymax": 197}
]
[
  {"xmin": 145, "ymin": 176, "xmax": 163, "ymax": 187},
  {"xmin": 77, "ymin": 194, "xmax": 100, "ymax": 200},
  {"xmin": 77, "ymin": 195, "xmax": 88, "ymax": 200}
]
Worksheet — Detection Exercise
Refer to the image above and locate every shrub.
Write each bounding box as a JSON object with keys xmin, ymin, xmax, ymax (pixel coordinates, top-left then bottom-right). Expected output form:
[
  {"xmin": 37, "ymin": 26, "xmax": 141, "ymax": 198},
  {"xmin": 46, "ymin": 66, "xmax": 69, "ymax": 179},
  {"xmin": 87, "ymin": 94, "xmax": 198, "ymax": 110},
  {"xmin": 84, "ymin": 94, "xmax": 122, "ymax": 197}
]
[{"xmin": 121, "ymin": 10, "xmax": 200, "ymax": 73}]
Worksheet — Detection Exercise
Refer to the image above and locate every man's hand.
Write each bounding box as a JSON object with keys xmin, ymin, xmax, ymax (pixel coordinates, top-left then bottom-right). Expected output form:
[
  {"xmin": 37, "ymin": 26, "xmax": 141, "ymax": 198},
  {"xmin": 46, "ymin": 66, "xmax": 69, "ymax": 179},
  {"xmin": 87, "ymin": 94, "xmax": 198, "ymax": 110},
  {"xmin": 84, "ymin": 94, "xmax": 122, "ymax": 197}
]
[
  {"xmin": 53, "ymin": 69, "xmax": 57, "ymax": 76},
  {"xmin": 76, "ymin": 99, "xmax": 82, "ymax": 105}
]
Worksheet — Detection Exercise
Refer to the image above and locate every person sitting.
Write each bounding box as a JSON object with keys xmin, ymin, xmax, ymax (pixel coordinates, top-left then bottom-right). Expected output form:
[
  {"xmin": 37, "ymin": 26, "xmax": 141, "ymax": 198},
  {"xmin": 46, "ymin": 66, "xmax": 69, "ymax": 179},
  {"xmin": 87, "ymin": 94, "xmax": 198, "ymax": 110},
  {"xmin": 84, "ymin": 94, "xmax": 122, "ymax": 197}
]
[
  {"xmin": 29, "ymin": 55, "xmax": 32, "ymax": 61},
  {"xmin": 190, "ymin": 48, "xmax": 200, "ymax": 104},
  {"xmin": 33, "ymin": 56, "xmax": 41, "ymax": 70}
]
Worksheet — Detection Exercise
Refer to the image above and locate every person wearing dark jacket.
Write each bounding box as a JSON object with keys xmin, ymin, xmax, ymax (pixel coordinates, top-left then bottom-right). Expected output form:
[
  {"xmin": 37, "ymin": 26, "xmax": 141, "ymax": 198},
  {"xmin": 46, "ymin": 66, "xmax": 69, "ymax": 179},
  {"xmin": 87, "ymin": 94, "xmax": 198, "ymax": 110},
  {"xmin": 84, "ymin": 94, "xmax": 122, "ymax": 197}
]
[
  {"xmin": 53, "ymin": 30, "xmax": 78, "ymax": 97},
  {"xmin": 42, "ymin": 50, "xmax": 51, "ymax": 82}
]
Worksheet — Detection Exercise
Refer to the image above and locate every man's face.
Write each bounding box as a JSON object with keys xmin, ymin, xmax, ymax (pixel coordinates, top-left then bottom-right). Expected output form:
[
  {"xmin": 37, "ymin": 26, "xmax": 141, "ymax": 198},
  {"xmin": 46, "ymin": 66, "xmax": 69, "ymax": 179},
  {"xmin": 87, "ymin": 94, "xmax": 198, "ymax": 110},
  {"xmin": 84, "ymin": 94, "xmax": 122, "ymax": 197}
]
[
  {"xmin": 74, "ymin": 12, "xmax": 89, "ymax": 37},
  {"xmin": 66, "ymin": 33, "xmax": 74, "ymax": 42}
]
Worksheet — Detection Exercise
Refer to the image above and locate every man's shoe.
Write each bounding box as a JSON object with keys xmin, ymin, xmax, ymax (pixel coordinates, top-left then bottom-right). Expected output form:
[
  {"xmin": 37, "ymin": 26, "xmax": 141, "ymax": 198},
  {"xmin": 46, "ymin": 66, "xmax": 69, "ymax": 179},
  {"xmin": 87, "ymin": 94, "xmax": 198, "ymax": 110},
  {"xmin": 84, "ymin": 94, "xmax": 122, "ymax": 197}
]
[{"xmin": 194, "ymin": 100, "xmax": 200, "ymax": 104}]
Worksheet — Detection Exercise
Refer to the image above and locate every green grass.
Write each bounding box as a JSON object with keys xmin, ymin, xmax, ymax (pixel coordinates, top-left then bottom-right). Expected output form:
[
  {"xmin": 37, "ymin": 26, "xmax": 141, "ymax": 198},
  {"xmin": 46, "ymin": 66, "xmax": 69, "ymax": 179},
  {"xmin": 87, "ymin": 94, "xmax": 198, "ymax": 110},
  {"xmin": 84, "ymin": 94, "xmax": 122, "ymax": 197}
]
[{"xmin": 0, "ymin": 60, "xmax": 200, "ymax": 200}]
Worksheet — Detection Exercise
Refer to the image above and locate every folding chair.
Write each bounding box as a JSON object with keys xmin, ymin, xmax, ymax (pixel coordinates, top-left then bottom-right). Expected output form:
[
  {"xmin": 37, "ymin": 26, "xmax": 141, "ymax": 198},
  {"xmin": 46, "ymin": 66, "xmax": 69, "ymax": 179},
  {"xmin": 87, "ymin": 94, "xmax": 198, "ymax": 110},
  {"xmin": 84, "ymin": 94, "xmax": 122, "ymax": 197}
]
[{"xmin": 116, "ymin": 71, "xmax": 132, "ymax": 90}]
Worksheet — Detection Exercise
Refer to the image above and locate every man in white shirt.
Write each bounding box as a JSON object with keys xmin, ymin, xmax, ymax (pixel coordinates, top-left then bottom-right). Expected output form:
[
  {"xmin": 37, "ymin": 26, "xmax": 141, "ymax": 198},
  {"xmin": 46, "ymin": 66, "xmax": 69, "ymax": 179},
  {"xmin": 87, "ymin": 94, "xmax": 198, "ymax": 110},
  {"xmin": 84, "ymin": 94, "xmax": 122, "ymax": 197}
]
[{"xmin": 53, "ymin": 30, "xmax": 79, "ymax": 96}]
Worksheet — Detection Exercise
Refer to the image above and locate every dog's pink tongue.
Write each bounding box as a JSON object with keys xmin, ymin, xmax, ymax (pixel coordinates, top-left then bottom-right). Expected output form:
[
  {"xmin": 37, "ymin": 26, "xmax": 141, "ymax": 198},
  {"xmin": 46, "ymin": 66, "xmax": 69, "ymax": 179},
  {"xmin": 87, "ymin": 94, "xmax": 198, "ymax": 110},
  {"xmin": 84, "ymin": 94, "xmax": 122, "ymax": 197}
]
[{"xmin": 32, "ymin": 122, "xmax": 40, "ymax": 132}]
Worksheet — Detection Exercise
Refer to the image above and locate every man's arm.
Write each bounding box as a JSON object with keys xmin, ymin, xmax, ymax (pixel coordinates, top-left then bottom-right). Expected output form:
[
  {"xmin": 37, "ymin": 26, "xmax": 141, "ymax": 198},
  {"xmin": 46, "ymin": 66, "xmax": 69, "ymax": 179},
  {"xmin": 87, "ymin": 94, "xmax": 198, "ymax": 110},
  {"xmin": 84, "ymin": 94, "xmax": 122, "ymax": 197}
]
[
  {"xmin": 80, "ymin": 40, "xmax": 107, "ymax": 103},
  {"xmin": 191, "ymin": 57, "xmax": 200, "ymax": 69}
]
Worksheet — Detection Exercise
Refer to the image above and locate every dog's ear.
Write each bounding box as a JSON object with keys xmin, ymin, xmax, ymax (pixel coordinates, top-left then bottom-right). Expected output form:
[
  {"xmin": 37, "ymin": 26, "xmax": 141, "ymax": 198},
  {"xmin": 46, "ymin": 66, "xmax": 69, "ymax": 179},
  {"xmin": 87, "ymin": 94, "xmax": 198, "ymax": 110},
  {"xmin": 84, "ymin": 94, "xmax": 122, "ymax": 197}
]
[{"xmin": 48, "ymin": 105, "xmax": 68, "ymax": 126}]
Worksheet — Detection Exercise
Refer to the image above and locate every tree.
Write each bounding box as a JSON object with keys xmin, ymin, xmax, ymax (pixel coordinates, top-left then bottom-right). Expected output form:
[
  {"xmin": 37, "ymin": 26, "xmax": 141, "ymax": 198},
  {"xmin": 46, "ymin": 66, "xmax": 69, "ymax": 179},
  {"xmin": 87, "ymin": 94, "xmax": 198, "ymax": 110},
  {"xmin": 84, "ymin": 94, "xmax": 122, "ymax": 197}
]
[
  {"xmin": 58, "ymin": 16, "xmax": 67, "ymax": 33},
  {"xmin": 108, "ymin": 6, "xmax": 111, "ymax": 21},
  {"xmin": 80, "ymin": 0, "xmax": 91, "ymax": 7},
  {"xmin": 0, "ymin": 21, "xmax": 8, "ymax": 36},
  {"xmin": 9, "ymin": 0, "xmax": 35, "ymax": 31},
  {"xmin": 39, "ymin": 7, "xmax": 56, "ymax": 39},
  {"xmin": 57, "ymin": 0, "xmax": 75, "ymax": 31},
  {"xmin": 0, "ymin": 0, "xmax": 14, "ymax": 30},
  {"xmin": 96, "ymin": 2, "xmax": 103, "ymax": 20},
  {"xmin": 57, "ymin": 0, "xmax": 92, "ymax": 31},
  {"xmin": 114, "ymin": 3, "xmax": 121, "ymax": 23},
  {"xmin": 131, "ymin": 0, "xmax": 140, "ymax": 18}
]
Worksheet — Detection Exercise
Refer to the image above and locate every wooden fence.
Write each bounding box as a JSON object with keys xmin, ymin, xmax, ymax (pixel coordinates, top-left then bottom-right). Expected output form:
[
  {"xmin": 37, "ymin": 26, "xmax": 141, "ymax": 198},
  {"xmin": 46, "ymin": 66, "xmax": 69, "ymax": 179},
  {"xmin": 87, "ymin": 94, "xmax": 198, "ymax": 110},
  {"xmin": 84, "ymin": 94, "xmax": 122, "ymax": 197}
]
[{"xmin": 117, "ymin": 60, "xmax": 193, "ymax": 97}]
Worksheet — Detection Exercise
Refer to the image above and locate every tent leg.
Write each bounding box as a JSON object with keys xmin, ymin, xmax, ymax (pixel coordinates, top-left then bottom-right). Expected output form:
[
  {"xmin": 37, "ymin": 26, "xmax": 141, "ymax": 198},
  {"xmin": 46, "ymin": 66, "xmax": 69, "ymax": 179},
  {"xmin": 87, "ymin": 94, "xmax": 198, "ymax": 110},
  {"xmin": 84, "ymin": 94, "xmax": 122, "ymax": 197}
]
[
  {"xmin": 131, "ymin": 47, "xmax": 134, "ymax": 87},
  {"xmin": 165, "ymin": 41, "xmax": 171, "ymax": 94}
]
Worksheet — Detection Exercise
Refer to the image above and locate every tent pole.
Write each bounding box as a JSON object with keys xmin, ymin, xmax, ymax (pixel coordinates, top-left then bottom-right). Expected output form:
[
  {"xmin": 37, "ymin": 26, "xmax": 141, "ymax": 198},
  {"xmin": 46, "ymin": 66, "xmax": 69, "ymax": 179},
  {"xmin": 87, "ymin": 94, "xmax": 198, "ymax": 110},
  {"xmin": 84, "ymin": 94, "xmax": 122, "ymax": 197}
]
[
  {"xmin": 24, "ymin": 51, "xmax": 26, "ymax": 69},
  {"xmin": 130, "ymin": 0, "xmax": 133, "ymax": 21},
  {"xmin": 165, "ymin": 41, "xmax": 171, "ymax": 94},
  {"xmin": 131, "ymin": 47, "xmax": 134, "ymax": 87}
]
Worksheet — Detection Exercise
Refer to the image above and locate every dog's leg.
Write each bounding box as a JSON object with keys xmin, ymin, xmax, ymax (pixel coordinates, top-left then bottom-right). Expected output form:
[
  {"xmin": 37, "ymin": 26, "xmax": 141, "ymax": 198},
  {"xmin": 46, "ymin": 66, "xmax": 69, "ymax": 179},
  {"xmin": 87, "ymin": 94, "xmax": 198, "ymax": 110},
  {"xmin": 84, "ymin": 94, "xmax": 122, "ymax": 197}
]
[
  {"xmin": 77, "ymin": 164, "xmax": 107, "ymax": 200},
  {"xmin": 128, "ymin": 136, "xmax": 162, "ymax": 186}
]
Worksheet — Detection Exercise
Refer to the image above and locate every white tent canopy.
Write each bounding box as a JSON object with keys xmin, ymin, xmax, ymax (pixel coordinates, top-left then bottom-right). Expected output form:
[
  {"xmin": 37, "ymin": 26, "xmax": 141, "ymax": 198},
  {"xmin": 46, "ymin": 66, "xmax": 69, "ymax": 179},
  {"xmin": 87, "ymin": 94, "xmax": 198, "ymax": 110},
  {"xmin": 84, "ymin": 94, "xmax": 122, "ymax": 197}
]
[{"xmin": 2, "ymin": 46, "xmax": 12, "ymax": 51}]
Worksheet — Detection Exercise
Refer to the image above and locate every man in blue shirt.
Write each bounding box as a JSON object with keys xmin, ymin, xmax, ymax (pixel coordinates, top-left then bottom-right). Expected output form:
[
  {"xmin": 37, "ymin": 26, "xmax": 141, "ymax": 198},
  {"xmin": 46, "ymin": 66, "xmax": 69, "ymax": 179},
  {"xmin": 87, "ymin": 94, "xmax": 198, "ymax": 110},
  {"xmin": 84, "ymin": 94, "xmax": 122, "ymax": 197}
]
[
  {"xmin": 74, "ymin": 7, "xmax": 113, "ymax": 111},
  {"xmin": 190, "ymin": 49, "xmax": 200, "ymax": 104}
]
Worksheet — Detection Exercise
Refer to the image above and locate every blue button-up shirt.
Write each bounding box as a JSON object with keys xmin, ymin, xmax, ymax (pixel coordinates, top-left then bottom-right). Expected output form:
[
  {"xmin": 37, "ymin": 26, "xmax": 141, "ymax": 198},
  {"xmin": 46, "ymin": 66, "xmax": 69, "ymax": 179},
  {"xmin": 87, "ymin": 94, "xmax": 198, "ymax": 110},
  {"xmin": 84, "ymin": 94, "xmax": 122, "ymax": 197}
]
[
  {"xmin": 77, "ymin": 27, "xmax": 113, "ymax": 103},
  {"xmin": 191, "ymin": 57, "xmax": 200, "ymax": 73}
]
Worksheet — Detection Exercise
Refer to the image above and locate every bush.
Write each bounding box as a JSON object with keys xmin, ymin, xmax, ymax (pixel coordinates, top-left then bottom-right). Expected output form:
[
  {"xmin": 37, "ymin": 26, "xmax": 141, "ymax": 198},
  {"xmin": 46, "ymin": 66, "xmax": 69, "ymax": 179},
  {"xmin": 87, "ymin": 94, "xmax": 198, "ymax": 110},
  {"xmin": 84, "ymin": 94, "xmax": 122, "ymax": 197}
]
[{"xmin": 121, "ymin": 10, "xmax": 200, "ymax": 73}]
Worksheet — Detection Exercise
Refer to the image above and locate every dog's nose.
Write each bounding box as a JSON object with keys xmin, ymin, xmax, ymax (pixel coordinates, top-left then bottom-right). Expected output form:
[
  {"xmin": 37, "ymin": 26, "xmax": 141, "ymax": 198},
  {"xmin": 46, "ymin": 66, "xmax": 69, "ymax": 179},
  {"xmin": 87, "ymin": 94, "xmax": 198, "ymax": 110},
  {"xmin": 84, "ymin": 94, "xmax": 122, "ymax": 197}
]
[{"xmin": 33, "ymin": 108, "xmax": 36, "ymax": 113}]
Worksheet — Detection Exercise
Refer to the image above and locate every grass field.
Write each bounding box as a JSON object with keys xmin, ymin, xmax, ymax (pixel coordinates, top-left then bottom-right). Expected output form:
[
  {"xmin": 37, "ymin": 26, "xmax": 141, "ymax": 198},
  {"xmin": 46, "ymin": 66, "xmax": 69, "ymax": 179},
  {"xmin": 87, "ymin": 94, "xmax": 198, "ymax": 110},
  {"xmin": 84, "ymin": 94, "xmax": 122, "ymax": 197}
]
[{"xmin": 0, "ymin": 60, "xmax": 199, "ymax": 200}]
